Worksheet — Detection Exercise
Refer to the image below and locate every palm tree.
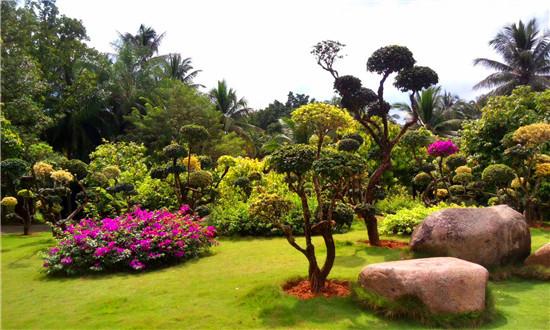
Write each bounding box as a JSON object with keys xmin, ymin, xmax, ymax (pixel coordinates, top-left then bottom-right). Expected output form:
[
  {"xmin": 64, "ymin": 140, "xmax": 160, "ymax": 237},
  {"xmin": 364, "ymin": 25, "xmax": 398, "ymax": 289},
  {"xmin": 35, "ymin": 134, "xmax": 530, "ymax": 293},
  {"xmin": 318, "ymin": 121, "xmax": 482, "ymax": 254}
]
[
  {"xmin": 162, "ymin": 53, "xmax": 203, "ymax": 88},
  {"xmin": 394, "ymin": 87, "xmax": 480, "ymax": 137},
  {"xmin": 474, "ymin": 18, "xmax": 550, "ymax": 95},
  {"xmin": 209, "ymin": 80, "xmax": 252, "ymax": 132},
  {"xmin": 119, "ymin": 24, "xmax": 165, "ymax": 61},
  {"xmin": 209, "ymin": 80, "xmax": 265, "ymax": 156}
]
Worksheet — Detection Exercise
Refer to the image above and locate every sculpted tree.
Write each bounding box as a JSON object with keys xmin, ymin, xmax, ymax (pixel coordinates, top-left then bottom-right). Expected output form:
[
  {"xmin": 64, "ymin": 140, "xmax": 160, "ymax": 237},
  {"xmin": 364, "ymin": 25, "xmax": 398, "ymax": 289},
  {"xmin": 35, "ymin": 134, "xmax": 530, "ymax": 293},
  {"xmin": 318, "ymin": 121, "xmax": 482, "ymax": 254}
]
[
  {"xmin": 312, "ymin": 42, "xmax": 438, "ymax": 245},
  {"xmin": 268, "ymin": 103, "xmax": 360, "ymax": 293}
]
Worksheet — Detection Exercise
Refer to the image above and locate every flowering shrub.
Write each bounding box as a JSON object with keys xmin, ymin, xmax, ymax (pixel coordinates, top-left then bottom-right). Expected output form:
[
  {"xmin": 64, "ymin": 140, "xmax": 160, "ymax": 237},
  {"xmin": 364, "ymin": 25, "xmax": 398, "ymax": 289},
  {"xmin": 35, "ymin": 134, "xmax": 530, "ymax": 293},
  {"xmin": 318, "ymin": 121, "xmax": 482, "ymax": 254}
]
[
  {"xmin": 43, "ymin": 205, "xmax": 216, "ymax": 275},
  {"xmin": 427, "ymin": 140, "xmax": 459, "ymax": 157},
  {"xmin": 1, "ymin": 196, "xmax": 18, "ymax": 207},
  {"xmin": 50, "ymin": 169, "xmax": 74, "ymax": 184}
]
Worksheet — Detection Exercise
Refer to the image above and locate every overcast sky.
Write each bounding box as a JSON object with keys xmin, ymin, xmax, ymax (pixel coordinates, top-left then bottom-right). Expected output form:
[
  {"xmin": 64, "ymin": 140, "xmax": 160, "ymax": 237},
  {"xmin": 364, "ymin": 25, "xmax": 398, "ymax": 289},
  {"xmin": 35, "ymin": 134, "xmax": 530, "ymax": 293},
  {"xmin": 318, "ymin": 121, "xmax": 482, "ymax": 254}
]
[{"xmin": 56, "ymin": 0, "xmax": 549, "ymax": 109}]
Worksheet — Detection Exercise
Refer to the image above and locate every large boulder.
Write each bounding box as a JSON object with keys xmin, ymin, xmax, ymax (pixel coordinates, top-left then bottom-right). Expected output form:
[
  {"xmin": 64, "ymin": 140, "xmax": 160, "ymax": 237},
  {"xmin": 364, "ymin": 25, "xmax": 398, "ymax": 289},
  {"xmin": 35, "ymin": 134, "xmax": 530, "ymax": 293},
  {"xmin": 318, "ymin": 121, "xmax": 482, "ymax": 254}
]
[
  {"xmin": 525, "ymin": 243, "xmax": 550, "ymax": 268},
  {"xmin": 410, "ymin": 205, "xmax": 530, "ymax": 268},
  {"xmin": 358, "ymin": 257, "xmax": 489, "ymax": 314}
]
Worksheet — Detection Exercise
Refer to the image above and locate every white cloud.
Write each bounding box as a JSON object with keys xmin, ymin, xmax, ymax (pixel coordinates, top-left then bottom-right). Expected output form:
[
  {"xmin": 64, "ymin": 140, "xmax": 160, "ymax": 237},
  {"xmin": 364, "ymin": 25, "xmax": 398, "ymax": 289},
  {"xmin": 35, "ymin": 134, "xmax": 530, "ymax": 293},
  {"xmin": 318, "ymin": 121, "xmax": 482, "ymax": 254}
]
[{"xmin": 57, "ymin": 0, "xmax": 549, "ymax": 108}]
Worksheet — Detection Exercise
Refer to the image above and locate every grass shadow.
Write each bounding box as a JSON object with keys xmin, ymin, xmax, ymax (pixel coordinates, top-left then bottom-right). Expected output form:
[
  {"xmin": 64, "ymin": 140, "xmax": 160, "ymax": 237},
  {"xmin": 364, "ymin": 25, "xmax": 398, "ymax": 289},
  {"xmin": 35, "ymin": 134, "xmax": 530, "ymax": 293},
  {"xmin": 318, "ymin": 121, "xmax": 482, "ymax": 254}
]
[
  {"xmin": 245, "ymin": 283, "xmax": 428, "ymax": 329},
  {"xmin": 39, "ymin": 250, "xmax": 218, "ymax": 282}
]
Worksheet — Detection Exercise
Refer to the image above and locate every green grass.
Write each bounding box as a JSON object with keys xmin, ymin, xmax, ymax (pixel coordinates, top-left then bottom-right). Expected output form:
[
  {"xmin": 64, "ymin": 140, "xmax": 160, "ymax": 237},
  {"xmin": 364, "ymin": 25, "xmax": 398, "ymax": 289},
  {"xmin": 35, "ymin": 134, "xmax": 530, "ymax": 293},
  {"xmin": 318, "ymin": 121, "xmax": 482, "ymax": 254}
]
[{"xmin": 2, "ymin": 224, "xmax": 549, "ymax": 329}]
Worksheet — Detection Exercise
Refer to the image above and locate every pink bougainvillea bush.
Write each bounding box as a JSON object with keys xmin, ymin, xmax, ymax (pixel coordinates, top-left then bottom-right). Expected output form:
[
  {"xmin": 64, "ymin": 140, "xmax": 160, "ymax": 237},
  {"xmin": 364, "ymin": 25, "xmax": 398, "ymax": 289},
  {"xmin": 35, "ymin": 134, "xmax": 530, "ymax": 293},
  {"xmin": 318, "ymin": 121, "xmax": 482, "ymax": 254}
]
[
  {"xmin": 427, "ymin": 140, "xmax": 459, "ymax": 157},
  {"xmin": 43, "ymin": 205, "xmax": 216, "ymax": 275}
]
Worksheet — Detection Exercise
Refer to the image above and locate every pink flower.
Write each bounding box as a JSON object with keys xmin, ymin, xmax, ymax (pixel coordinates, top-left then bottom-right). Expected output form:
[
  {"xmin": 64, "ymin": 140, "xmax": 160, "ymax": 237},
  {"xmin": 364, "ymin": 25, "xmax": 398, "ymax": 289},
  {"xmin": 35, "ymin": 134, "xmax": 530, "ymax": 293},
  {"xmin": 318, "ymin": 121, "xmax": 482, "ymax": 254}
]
[
  {"xmin": 179, "ymin": 205, "xmax": 191, "ymax": 214},
  {"xmin": 61, "ymin": 257, "xmax": 73, "ymax": 265},
  {"xmin": 129, "ymin": 259, "xmax": 145, "ymax": 270},
  {"xmin": 94, "ymin": 247, "xmax": 110, "ymax": 257},
  {"xmin": 175, "ymin": 251, "xmax": 185, "ymax": 258},
  {"xmin": 427, "ymin": 140, "xmax": 458, "ymax": 157},
  {"xmin": 102, "ymin": 218, "xmax": 119, "ymax": 232}
]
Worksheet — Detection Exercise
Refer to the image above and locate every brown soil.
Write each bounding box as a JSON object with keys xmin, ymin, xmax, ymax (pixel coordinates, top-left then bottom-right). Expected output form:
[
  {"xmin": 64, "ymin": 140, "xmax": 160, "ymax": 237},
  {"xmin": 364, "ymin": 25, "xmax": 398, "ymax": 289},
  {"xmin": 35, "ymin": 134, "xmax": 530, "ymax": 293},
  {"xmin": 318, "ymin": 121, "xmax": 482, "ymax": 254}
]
[
  {"xmin": 283, "ymin": 279, "xmax": 351, "ymax": 300},
  {"xmin": 357, "ymin": 239, "xmax": 409, "ymax": 249},
  {"xmin": 530, "ymin": 223, "xmax": 550, "ymax": 230}
]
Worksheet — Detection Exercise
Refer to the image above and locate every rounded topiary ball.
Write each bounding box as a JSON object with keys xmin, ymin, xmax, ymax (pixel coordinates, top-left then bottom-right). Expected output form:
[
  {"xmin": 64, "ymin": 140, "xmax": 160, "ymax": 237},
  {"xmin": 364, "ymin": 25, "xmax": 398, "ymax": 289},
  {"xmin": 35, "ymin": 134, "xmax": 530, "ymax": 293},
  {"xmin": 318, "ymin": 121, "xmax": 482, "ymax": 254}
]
[
  {"xmin": 338, "ymin": 138, "xmax": 361, "ymax": 152},
  {"xmin": 270, "ymin": 144, "xmax": 316, "ymax": 175},
  {"xmin": 449, "ymin": 185, "xmax": 465, "ymax": 195},
  {"xmin": 367, "ymin": 45, "xmax": 415, "ymax": 75},
  {"xmin": 401, "ymin": 128, "xmax": 434, "ymax": 148},
  {"xmin": 394, "ymin": 66, "xmax": 438, "ymax": 92},
  {"xmin": 342, "ymin": 133, "xmax": 364, "ymax": 145},
  {"xmin": 413, "ymin": 172, "xmax": 432, "ymax": 187},
  {"xmin": 453, "ymin": 172, "xmax": 473, "ymax": 184},
  {"xmin": 333, "ymin": 75, "xmax": 362, "ymax": 96},
  {"xmin": 180, "ymin": 124, "xmax": 209, "ymax": 146},
  {"xmin": 188, "ymin": 170, "xmax": 213, "ymax": 189},
  {"xmin": 61, "ymin": 159, "xmax": 88, "ymax": 180},
  {"xmin": 445, "ymin": 154, "xmax": 467, "ymax": 171},
  {"xmin": 198, "ymin": 155, "xmax": 213, "ymax": 169},
  {"xmin": 163, "ymin": 143, "xmax": 188, "ymax": 159},
  {"xmin": 481, "ymin": 164, "xmax": 516, "ymax": 188}
]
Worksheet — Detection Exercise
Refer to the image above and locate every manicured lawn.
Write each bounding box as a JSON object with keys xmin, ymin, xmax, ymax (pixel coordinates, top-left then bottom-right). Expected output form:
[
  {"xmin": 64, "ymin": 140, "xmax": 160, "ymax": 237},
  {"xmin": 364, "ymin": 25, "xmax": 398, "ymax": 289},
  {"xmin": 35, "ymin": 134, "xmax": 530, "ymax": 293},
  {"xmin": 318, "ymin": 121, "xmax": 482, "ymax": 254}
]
[{"xmin": 2, "ymin": 224, "xmax": 549, "ymax": 329}]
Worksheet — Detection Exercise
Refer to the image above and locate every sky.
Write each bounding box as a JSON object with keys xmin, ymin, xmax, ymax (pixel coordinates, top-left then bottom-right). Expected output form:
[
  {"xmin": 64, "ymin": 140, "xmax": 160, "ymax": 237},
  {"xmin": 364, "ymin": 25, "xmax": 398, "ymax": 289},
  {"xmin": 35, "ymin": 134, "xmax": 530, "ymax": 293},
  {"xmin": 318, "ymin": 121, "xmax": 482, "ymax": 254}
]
[{"xmin": 56, "ymin": 0, "xmax": 550, "ymax": 109}]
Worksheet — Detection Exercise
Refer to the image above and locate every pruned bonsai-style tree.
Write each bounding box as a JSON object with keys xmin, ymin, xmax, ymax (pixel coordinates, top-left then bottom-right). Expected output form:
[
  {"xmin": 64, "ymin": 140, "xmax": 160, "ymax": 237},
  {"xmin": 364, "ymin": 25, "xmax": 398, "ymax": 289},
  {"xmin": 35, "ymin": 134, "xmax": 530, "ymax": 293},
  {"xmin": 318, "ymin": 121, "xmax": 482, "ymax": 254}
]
[
  {"xmin": 312, "ymin": 42, "xmax": 438, "ymax": 245},
  {"xmin": 266, "ymin": 102, "xmax": 362, "ymax": 293}
]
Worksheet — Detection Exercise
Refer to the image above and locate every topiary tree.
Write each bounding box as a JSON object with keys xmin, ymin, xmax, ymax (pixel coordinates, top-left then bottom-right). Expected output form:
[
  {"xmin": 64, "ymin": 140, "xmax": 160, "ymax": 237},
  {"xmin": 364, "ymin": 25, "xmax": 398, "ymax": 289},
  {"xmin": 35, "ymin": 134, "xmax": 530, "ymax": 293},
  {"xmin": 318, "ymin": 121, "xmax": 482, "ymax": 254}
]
[
  {"xmin": 292, "ymin": 103, "xmax": 354, "ymax": 156},
  {"xmin": 338, "ymin": 138, "xmax": 361, "ymax": 152},
  {"xmin": 502, "ymin": 123, "xmax": 550, "ymax": 222},
  {"xmin": 481, "ymin": 164, "xmax": 516, "ymax": 189},
  {"xmin": 159, "ymin": 142, "xmax": 188, "ymax": 204},
  {"xmin": 312, "ymin": 41, "xmax": 438, "ymax": 245},
  {"xmin": 270, "ymin": 140, "xmax": 361, "ymax": 293},
  {"xmin": 180, "ymin": 124, "xmax": 209, "ymax": 185}
]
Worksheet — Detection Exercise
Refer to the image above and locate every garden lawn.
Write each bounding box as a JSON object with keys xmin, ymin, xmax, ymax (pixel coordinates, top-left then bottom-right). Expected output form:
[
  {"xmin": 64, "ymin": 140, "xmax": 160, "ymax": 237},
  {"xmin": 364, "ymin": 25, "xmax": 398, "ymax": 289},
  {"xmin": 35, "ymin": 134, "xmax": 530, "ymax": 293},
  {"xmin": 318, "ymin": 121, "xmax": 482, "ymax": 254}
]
[{"xmin": 2, "ymin": 224, "xmax": 549, "ymax": 329}]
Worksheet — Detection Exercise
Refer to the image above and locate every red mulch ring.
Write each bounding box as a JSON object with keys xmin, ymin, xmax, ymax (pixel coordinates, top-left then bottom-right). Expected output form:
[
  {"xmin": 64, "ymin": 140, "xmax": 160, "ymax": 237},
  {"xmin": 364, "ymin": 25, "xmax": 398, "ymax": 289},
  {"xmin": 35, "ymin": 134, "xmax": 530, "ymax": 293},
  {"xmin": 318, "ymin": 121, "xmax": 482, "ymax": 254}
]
[
  {"xmin": 530, "ymin": 223, "xmax": 550, "ymax": 230},
  {"xmin": 357, "ymin": 239, "xmax": 409, "ymax": 249},
  {"xmin": 283, "ymin": 279, "xmax": 350, "ymax": 300}
]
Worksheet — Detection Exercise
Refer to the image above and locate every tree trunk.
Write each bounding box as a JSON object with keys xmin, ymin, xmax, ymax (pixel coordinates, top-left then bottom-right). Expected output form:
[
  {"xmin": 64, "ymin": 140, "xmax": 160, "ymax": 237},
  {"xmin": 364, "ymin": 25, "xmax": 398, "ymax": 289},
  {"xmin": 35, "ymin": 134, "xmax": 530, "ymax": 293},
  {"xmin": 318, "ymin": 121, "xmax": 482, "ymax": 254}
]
[
  {"xmin": 363, "ymin": 213, "xmax": 380, "ymax": 246},
  {"xmin": 524, "ymin": 199, "xmax": 540, "ymax": 223},
  {"xmin": 309, "ymin": 266, "xmax": 325, "ymax": 293},
  {"xmin": 22, "ymin": 199, "xmax": 32, "ymax": 236},
  {"xmin": 320, "ymin": 229, "xmax": 335, "ymax": 278}
]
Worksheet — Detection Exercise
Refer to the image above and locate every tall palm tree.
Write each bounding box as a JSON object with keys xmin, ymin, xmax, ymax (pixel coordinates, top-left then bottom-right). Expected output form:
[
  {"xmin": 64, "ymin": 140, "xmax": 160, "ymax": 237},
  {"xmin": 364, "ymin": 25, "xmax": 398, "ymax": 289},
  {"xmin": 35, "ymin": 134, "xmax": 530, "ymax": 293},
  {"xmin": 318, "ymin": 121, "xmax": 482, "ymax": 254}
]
[
  {"xmin": 394, "ymin": 87, "xmax": 480, "ymax": 137},
  {"xmin": 474, "ymin": 18, "xmax": 550, "ymax": 95},
  {"xmin": 162, "ymin": 53, "xmax": 203, "ymax": 88},
  {"xmin": 209, "ymin": 80, "xmax": 251, "ymax": 132},
  {"xmin": 119, "ymin": 24, "xmax": 165, "ymax": 60}
]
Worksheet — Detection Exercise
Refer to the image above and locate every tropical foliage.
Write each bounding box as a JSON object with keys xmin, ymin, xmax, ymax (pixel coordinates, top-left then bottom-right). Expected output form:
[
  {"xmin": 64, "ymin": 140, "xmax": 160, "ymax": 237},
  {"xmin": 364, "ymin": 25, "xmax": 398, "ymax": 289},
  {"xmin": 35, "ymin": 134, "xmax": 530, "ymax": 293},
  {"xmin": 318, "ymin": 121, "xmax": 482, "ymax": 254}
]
[{"xmin": 474, "ymin": 18, "xmax": 550, "ymax": 96}]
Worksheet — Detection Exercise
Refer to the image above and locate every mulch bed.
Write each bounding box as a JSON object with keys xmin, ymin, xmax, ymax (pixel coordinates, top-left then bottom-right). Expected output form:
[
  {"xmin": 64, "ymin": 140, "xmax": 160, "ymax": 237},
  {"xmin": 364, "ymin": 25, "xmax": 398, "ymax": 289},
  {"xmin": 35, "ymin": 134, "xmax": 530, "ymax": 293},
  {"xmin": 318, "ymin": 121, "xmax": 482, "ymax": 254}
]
[
  {"xmin": 530, "ymin": 223, "xmax": 550, "ymax": 230},
  {"xmin": 283, "ymin": 279, "xmax": 351, "ymax": 300},
  {"xmin": 357, "ymin": 239, "xmax": 409, "ymax": 249}
]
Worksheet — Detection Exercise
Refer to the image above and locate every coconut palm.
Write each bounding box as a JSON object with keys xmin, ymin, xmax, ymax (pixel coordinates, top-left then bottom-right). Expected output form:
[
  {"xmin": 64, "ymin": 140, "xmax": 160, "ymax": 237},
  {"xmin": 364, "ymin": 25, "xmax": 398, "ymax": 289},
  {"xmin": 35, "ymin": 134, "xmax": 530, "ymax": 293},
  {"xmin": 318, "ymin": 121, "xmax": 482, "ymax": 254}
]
[
  {"xmin": 209, "ymin": 80, "xmax": 252, "ymax": 132},
  {"xmin": 394, "ymin": 87, "xmax": 480, "ymax": 137},
  {"xmin": 209, "ymin": 80, "xmax": 263, "ymax": 156},
  {"xmin": 119, "ymin": 24, "xmax": 165, "ymax": 61},
  {"xmin": 474, "ymin": 18, "xmax": 550, "ymax": 95},
  {"xmin": 162, "ymin": 53, "xmax": 203, "ymax": 88}
]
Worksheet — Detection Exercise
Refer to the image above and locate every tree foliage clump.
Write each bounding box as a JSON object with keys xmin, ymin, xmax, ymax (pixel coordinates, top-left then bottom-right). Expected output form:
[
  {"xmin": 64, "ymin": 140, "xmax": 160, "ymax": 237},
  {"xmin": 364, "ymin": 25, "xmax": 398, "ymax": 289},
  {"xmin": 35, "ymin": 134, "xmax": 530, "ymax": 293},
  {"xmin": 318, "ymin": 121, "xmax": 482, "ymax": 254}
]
[{"xmin": 312, "ymin": 40, "xmax": 438, "ymax": 245}]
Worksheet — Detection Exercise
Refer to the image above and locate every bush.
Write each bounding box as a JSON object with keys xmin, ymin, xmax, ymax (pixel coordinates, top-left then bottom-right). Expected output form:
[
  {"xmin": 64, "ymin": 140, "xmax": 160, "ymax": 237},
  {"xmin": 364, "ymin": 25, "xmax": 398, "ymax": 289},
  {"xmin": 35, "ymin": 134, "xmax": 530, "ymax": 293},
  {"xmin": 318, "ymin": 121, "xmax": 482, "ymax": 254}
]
[
  {"xmin": 188, "ymin": 170, "xmax": 213, "ymax": 189},
  {"xmin": 376, "ymin": 193, "xmax": 422, "ymax": 215},
  {"xmin": 413, "ymin": 172, "xmax": 432, "ymax": 188},
  {"xmin": 445, "ymin": 154, "xmax": 467, "ymax": 171},
  {"xmin": 380, "ymin": 203, "xmax": 459, "ymax": 235},
  {"xmin": 43, "ymin": 206, "xmax": 216, "ymax": 275},
  {"xmin": 338, "ymin": 138, "xmax": 361, "ymax": 152},
  {"xmin": 481, "ymin": 164, "xmax": 515, "ymax": 188},
  {"xmin": 453, "ymin": 172, "xmax": 473, "ymax": 184}
]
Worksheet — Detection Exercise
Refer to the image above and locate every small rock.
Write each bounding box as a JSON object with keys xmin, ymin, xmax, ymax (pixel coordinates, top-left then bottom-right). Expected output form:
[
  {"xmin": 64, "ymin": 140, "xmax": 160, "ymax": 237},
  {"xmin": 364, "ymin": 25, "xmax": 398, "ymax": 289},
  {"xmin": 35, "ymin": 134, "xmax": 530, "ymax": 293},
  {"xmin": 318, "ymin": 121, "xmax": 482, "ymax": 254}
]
[
  {"xmin": 525, "ymin": 243, "xmax": 550, "ymax": 268},
  {"xmin": 358, "ymin": 257, "xmax": 489, "ymax": 314}
]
